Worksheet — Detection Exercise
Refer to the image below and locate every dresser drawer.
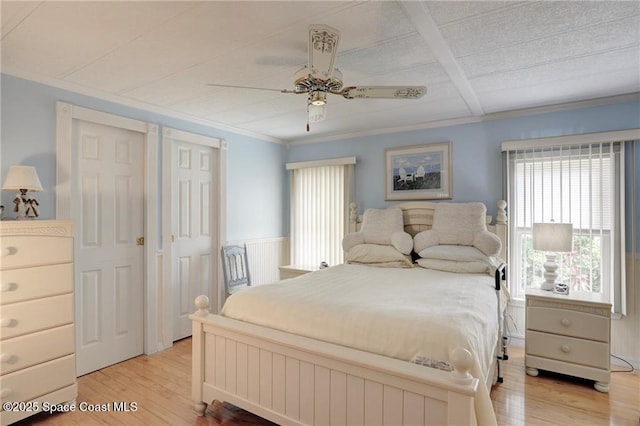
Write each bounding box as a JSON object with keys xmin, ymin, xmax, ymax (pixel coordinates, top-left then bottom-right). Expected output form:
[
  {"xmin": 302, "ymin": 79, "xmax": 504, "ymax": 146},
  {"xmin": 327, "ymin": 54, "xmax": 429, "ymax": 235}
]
[
  {"xmin": 526, "ymin": 330, "xmax": 610, "ymax": 369},
  {"xmin": 1, "ymin": 235, "xmax": 72, "ymax": 270},
  {"xmin": 0, "ymin": 325, "xmax": 74, "ymax": 375},
  {"xmin": 527, "ymin": 306, "xmax": 609, "ymax": 342},
  {"xmin": 1, "ymin": 263, "xmax": 72, "ymax": 305},
  {"xmin": 0, "ymin": 294, "xmax": 73, "ymax": 340},
  {"xmin": 0, "ymin": 354, "xmax": 75, "ymax": 404}
]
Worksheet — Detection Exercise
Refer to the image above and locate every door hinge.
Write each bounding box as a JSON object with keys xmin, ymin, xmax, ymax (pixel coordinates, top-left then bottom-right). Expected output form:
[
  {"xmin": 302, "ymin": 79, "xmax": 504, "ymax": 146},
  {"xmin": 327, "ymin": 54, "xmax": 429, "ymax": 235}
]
[
  {"xmin": 136, "ymin": 236, "xmax": 144, "ymax": 246},
  {"xmin": 171, "ymin": 234, "xmax": 175, "ymax": 243}
]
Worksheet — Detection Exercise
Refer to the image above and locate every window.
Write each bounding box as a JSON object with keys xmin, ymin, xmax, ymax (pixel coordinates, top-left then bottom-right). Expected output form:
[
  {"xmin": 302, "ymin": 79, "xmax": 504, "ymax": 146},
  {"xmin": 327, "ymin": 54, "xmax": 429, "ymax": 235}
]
[
  {"xmin": 286, "ymin": 157, "xmax": 355, "ymax": 267},
  {"xmin": 502, "ymin": 131, "xmax": 633, "ymax": 315}
]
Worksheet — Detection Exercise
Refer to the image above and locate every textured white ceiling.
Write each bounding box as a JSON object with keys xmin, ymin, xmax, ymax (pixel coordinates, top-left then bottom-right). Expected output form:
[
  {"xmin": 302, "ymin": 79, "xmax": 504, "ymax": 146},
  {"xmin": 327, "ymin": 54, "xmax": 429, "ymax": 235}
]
[{"xmin": 2, "ymin": 1, "xmax": 639, "ymax": 143}]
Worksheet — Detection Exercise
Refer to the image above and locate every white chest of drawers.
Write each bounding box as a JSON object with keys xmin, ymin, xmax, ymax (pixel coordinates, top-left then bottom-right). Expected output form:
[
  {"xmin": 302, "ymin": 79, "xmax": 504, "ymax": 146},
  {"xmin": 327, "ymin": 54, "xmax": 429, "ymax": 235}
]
[
  {"xmin": 0, "ymin": 220, "xmax": 77, "ymax": 425},
  {"xmin": 525, "ymin": 288, "xmax": 611, "ymax": 392}
]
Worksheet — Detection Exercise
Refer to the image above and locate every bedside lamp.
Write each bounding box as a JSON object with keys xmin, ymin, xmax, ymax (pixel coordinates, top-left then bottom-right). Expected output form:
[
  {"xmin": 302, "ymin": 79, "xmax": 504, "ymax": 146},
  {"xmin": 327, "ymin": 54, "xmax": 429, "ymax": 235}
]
[
  {"xmin": 2, "ymin": 165, "xmax": 43, "ymax": 219},
  {"xmin": 532, "ymin": 222, "xmax": 573, "ymax": 291}
]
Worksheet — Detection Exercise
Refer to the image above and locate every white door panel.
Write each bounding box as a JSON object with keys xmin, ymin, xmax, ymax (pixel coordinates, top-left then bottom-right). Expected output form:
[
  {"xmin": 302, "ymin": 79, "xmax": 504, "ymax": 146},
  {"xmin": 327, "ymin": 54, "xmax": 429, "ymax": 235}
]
[
  {"xmin": 172, "ymin": 141, "xmax": 215, "ymax": 340},
  {"xmin": 74, "ymin": 121, "xmax": 144, "ymax": 376}
]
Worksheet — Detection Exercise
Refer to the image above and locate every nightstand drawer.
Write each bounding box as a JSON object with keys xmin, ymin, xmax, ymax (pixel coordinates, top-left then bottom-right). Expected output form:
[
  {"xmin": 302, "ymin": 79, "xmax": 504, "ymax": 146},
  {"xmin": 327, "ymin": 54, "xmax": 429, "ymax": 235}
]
[
  {"xmin": 0, "ymin": 325, "xmax": 74, "ymax": 375},
  {"xmin": 526, "ymin": 330, "xmax": 609, "ymax": 369},
  {"xmin": 0, "ymin": 294, "xmax": 73, "ymax": 340},
  {"xmin": 1, "ymin": 263, "xmax": 72, "ymax": 305},
  {"xmin": 527, "ymin": 306, "xmax": 609, "ymax": 342}
]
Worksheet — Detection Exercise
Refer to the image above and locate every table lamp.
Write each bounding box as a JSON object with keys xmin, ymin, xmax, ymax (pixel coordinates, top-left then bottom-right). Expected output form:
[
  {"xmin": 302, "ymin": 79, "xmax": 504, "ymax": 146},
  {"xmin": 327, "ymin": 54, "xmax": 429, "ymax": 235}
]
[
  {"xmin": 2, "ymin": 165, "xmax": 43, "ymax": 219},
  {"xmin": 532, "ymin": 222, "xmax": 573, "ymax": 291}
]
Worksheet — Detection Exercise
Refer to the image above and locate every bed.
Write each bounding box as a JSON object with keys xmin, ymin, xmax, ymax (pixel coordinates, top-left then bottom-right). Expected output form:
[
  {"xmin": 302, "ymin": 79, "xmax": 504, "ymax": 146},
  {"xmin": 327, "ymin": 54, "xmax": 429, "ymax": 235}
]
[{"xmin": 191, "ymin": 201, "xmax": 508, "ymax": 425}]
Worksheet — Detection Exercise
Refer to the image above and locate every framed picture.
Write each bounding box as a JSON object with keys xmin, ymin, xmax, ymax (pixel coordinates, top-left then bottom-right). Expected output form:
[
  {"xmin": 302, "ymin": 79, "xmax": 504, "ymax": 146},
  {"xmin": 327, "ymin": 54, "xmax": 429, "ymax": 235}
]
[{"xmin": 385, "ymin": 142, "xmax": 452, "ymax": 200}]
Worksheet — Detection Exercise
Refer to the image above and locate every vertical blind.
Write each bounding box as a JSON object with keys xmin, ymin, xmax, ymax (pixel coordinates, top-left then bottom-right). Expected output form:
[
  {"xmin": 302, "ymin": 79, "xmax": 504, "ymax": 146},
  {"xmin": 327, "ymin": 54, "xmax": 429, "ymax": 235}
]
[
  {"xmin": 503, "ymin": 139, "xmax": 626, "ymax": 314},
  {"xmin": 287, "ymin": 157, "xmax": 355, "ymax": 267}
]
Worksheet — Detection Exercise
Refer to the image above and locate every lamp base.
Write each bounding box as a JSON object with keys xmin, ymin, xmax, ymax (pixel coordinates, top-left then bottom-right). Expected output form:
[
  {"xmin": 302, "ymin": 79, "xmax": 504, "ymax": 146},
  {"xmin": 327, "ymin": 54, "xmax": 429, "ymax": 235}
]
[
  {"xmin": 540, "ymin": 252, "xmax": 559, "ymax": 291},
  {"xmin": 12, "ymin": 189, "xmax": 40, "ymax": 220},
  {"xmin": 540, "ymin": 281, "xmax": 556, "ymax": 291}
]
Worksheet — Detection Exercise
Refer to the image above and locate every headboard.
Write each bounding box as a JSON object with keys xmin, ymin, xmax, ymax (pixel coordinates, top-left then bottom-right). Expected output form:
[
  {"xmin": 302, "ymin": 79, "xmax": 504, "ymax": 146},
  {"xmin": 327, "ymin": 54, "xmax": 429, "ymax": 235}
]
[{"xmin": 349, "ymin": 200, "xmax": 508, "ymax": 262}]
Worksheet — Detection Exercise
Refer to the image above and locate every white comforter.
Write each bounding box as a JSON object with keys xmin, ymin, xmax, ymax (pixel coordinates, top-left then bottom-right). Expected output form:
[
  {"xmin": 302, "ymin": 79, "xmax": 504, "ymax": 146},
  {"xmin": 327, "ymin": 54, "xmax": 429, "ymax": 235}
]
[{"xmin": 221, "ymin": 263, "xmax": 502, "ymax": 425}]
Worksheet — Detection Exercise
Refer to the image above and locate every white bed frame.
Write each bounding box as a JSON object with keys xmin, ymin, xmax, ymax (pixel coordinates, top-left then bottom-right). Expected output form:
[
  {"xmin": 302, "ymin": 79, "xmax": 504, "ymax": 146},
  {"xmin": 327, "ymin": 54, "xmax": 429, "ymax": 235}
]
[{"xmin": 191, "ymin": 201, "xmax": 508, "ymax": 425}]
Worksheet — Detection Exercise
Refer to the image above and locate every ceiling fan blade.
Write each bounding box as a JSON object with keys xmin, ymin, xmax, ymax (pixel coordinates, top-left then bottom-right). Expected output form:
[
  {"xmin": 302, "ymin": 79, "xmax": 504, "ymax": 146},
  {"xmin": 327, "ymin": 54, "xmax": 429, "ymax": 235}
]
[
  {"xmin": 339, "ymin": 86, "xmax": 427, "ymax": 100},
  {"xmin": 308, "ymin": 24, "xmax": 340, "ymax": 80},
  {"xmin": 207, "ymin": 83, "xmax": 301, "ymax": 94}
]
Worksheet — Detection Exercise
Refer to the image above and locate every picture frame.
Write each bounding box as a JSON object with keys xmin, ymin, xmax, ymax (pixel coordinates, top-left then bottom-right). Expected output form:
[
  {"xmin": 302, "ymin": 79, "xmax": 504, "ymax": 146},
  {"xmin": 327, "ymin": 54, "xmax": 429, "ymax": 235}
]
[{"xmin": 385, "ymin": 141, "xmax": 452, "ymax": 200}]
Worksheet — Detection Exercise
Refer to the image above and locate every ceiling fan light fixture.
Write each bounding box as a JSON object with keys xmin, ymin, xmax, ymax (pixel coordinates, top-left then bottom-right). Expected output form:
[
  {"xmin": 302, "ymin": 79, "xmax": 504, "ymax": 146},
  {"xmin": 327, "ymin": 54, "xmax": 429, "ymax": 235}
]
[{"xmin": 309, "ymin": 91, "xmax": 327, "ymax": 106}]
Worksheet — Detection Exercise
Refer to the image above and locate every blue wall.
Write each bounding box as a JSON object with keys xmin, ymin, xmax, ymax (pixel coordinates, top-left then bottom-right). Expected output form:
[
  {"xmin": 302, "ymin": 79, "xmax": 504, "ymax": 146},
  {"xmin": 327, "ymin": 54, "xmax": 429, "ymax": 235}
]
[
  {"xmin": 1, "ymin": 74, "xmax": 638, "ymax": 249},
  {"xmin": 0, "ymin": 74, "xmax": 287, "ymax": 241},
  {"xmin": 287, "ymin": 101, "xmax": 640, "ymax": 251}
]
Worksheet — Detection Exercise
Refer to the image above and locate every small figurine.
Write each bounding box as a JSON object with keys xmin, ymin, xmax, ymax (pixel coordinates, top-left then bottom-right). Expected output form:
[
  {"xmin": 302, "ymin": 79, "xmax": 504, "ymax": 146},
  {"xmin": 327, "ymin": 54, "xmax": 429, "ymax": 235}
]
[
  {"xmin": 13, "ymin": 194, "xmax": 26, "ymax": 218},
  {"xmin": 25, "ymin": 197, "xmax": 40, "ymax": 218}
]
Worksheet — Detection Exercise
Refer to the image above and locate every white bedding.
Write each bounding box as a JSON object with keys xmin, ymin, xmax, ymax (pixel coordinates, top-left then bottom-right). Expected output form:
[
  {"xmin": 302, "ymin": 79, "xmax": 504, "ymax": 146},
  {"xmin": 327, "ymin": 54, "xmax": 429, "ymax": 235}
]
[{"xmin": 221, "ymin": 263, "xmax": 502, "ymax": 425}]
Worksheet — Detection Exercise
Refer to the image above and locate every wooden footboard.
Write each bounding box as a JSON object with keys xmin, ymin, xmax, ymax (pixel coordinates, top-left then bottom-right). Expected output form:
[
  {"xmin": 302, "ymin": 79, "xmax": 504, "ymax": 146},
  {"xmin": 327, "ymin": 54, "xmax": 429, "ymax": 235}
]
[{"xmin": 191, "ymin": 296, "xmax": 480, "ymax": 425}]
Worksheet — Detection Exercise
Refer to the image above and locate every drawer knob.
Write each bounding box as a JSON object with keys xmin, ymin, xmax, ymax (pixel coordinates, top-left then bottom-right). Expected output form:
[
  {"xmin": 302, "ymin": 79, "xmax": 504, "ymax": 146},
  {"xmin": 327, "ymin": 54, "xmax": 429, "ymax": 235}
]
[
  {"xmin": 1, "ymin": 282, "xmax": 16, "ymax": 292},
  {"xmin": 0, "ymin": 353, "xmax": 13, "ymax": 363},
  {"xmin": 0, "ymin": 318, "xmax": 15, "ymax": 328},
  {"xmin": 561, "ymin": 318, "xmax": 572, "ymax": 327},
  {"xmin": 1, "ymin": 247, "xmax": 16, "ymax": 257},
  {"xmin": 561, "ymin": 344, "xmax": 571, "ymax": 353}
]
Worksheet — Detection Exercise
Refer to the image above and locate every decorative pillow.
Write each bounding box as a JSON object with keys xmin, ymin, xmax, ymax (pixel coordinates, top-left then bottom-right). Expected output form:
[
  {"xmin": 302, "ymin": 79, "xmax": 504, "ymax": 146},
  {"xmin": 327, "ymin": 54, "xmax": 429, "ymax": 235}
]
[
  {"xmin": 413, "ymin": 229, "xmax": 439, "ymax": 253},
  {"xmin": 416, "ymin": 258, "xmax": 490, "ymax": 274},
  {"xmin": 418, "ymin": 245, "xmax": 489, "ymax": 262},
  {"xmin": 343, "ymin": 207, "xmax": 413, "ymax": 255},
  {"xmin": 413, "ymin": 202, "xmax": 502, "ymax": 257},
  {"xmin": 360, "ymin": 207, "xmax": 404, "ymax": 245},
  {"xmin": 473, "ymin": 231, "xmax": 501, "ymax": 257},
  {"xmin": 432, "ymin": 202, "xmax": 487, "ymax": 246},
  {"xmin": 345, "ymin": 244, "xmax": 413, "ymax": 268},
  {"xmin": 391, "ymin": 231, "xmax": 413, "ymax": 255},
  {"xmin": 342, "ymin": 232, "xmax": 365, "ymax": 252}
]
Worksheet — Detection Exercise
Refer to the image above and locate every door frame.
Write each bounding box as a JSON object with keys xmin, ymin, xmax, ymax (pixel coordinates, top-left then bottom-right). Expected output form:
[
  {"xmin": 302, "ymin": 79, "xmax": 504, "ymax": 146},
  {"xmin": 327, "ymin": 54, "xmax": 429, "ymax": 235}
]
[
  {"xmin": 55, "ymin": 101, "xmax": 162, "ymax": 355},
  {"xmin": 161, "ymin": 127, "xmax": 226, "ymax": 348}
]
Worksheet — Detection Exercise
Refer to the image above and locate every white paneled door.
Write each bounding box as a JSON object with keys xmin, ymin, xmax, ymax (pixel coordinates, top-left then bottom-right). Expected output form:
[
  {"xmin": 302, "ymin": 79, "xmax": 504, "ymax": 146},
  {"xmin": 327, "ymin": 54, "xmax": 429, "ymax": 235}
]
[
  {"xmin": 171, "ymin": 140, "xmax": 215, "ymax": 341},
  {"xmin": 74, "ymin": 120, "xmax": 144, "ymax": 376}
]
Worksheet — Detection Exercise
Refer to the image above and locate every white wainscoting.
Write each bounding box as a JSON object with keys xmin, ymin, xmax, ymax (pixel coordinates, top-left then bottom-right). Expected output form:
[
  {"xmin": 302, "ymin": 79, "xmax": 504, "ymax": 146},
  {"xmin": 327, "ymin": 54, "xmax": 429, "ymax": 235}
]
[{"xmin": 227, "ymin": 237, "xmax": 290, "ymax": 286}]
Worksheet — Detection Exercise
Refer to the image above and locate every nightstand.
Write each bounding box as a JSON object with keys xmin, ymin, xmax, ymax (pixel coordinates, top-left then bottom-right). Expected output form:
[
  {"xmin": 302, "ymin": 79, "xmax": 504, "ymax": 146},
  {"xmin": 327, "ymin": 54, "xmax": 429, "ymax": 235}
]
[
  {"xmin": 278, "ymin": 264, "xmax": 317, "ymax": 280},
  {"xmin": 525, "ymin": 288, "xmax": 611, "ymax": 392}
]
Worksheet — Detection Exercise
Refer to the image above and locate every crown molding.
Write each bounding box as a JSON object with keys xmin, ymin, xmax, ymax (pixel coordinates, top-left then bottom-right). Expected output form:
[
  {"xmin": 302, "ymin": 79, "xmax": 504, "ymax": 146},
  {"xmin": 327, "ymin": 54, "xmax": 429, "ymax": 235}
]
[
  {"xmin": 1, "ymin": 68, "xmax": 285, "ymax": 145},
  {"xmin": 4, "ymin": 69, "xmax": 637, "ymax": 147},
  {"xmin": 288, "ymin": 92, "xmax": 640, "ymax": 146}
]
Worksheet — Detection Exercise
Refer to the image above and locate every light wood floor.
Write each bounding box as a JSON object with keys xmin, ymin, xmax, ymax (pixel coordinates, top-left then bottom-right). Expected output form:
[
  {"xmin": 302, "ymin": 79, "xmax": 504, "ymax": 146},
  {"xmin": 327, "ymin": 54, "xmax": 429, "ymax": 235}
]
[{"xmin": 15, "ymin": 339, "xmax": 639, "ymax": 425}]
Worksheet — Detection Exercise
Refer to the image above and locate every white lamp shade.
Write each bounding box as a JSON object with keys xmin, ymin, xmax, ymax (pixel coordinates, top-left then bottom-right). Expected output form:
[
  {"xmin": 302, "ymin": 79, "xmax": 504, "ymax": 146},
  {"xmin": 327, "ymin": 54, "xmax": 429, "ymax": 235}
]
[
  {"xmin": 532, "ymin": 222, "xmax": 573, "ymax": 252},
  {"xmin": 2, "ymin": 165, "xmax": 43, "ymax": 192}
]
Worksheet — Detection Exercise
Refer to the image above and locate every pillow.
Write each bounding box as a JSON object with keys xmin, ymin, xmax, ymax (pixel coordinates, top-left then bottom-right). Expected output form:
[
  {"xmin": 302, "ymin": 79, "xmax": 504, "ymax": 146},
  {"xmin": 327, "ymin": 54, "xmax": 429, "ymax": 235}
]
[
  {"xmin": 473, "ymin": 231, "xmax": 501, "ymax": 257},
  {"xmin": 342, "ymin": 232, "xmax": 365, "ymax": 252},
  {"xmin": 391, "ymin": 231, "xmax": 413, "ymax": 255},
  {"xmin": 345, "ymin": 244, "xmax": 413, "ymax": 268},
  {"xmin": 360, "ymin": 207, "xmax": 404, "ymax": 245},
  {"xmin": 413, "ymin": 202, "xmax": 502, "ymax": 257},
  {"xmin": 418, "ymin": 245, "xmax": 489, "ymax": 262},
  {"xmin": 416, "ymin": 258, "xmax": 490, "ymax": 274},
  {"xmin": 413, "ymin": 229, "xmax": 439, "ymax": 253},
  {"xmin": 343, "ymin": 207, "xmax": 413, "ymax": 254},
  {"xmin": 432, "ymin": 202, "xmax": 488, "ymax": 246}
]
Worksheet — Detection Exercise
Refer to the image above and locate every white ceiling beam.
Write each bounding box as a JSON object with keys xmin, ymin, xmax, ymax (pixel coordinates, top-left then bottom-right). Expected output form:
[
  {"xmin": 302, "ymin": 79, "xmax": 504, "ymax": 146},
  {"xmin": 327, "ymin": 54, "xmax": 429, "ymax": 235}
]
[{"xmin": 399, "ymin": 1, "xmax": 485, "ymax": 116}]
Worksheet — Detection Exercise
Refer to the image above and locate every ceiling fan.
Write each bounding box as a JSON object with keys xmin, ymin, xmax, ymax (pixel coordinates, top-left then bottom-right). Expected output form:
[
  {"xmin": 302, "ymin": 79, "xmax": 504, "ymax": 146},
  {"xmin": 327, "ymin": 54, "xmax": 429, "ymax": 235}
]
[{"xmin": 208, "ymin": 24, "xmax": 427, "ymax": 132}]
